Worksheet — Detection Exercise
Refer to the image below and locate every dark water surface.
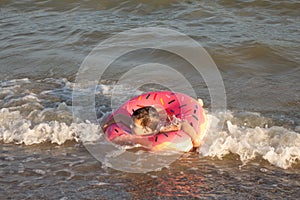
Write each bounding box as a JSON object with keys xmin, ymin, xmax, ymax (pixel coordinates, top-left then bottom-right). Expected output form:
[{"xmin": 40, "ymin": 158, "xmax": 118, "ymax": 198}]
[{"xmin": 0, "ymin": 0, "xmax": 299, "ymax": 199}]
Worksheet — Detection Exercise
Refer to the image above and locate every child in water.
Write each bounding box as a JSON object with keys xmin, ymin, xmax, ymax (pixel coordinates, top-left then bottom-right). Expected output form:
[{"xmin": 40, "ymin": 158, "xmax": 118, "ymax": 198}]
[{"xmin": 102, "ymin": 105, "xmax": 202, "ymax": 148}]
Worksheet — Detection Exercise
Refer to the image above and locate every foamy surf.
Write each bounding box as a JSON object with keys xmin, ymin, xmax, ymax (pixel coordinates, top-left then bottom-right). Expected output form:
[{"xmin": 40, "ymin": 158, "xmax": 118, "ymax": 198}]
[
  {"xmin": 0, "ymin": 106, "xmax": 299, "ymax": 169},
  {"xmin": 200, "ymin": 112, "xmax": 300, "ymax": 169},
  {"xmin": 0, "ymin": 78, "xmax": 299, "ymax": 169},
  {"xmin": 0, "ymin": 108, "xmax": 100, "ymax": 145}
]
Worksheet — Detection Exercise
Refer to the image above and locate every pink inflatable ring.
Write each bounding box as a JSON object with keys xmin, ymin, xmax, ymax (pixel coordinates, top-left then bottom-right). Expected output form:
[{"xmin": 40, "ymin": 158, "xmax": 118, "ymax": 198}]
[{"xmin": 104, "ymin": 91, "xmax": 207, "ymax": 152}]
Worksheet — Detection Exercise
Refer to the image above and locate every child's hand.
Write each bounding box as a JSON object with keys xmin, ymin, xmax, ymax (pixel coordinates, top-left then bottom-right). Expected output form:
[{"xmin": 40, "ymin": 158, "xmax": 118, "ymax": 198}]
[
  {"xmin": 102, "ymin": 124, "xmax": 108, "ymax": 132},
  {"xmin": 192, "ymin": 137, "xmax": 201, "ymax": 148},
  {"xmin": 160, "ymin": 124, "xmax": 180, "ymax": 133},
  {"xmin": 173, "ymin": 124, "xmax": 181, "ymax": 130}
]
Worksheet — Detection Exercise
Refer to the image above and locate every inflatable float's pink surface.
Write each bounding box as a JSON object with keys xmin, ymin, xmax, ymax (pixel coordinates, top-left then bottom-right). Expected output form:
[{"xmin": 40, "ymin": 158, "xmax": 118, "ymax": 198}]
[{"xmin": 104, "ymin": 91, "xmax": 207, "ymax": 152}]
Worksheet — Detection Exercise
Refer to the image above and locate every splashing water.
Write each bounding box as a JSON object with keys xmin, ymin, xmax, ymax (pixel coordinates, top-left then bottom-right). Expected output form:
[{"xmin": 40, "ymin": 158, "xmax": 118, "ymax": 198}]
[
  {"xmin": 201, "ymin": 113, "xmax": 300, "ymax": 169},
  {"xmin": 0, "ymin": 79, "xmax": 299, "ymax": 170}
]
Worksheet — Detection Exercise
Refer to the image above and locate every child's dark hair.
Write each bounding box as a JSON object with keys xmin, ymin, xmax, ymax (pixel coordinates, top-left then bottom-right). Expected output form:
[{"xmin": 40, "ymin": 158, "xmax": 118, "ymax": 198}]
[{"xmin": 132, "ymin": 106, "xmax": 159, "ymax": 129}]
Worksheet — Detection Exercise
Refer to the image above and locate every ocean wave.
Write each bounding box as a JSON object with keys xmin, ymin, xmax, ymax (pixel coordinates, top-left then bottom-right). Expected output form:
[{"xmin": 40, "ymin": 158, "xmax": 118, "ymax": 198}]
[
  {"xmin": 0, "ymin": 106, "xmax": 299, "ymax": 169},
  {"xmin": 0, "ymin": 108, "xmax": 100, "ymax": 145},
  {"xmin": 0, "ymin": 78, "xmax": 299, "ymax": 169},
  {"xmin": 201, "ymin": 112, "xmax": 300, "ymax": 169}
]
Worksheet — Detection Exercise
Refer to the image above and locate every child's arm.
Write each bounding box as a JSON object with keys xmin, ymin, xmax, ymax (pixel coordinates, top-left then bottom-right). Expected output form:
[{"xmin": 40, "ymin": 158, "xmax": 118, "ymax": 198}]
[
  {"xmin": 102, "ymin": 114, "xmax": 132, "ymax": 132},
  {"xmin": 112, "ymin": 134, "xmax": 152, "ymax": 148},
  {"xmin": 180, "ymin": 121, "xmax": 201, "ymax": 147},
  {"xmin": 159, "ymin": 124, "xmax": 181, "ymax": 133},
  {"xmin": 159, "ymin": 121, "xmax": 201, "ymax": 147}
]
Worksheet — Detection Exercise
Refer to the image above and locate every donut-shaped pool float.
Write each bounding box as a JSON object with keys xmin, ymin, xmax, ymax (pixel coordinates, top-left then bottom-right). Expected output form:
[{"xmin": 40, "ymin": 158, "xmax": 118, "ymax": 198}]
[{"xmin": 104, "ymin": 91, "xmax": 207, "ymax": 152}]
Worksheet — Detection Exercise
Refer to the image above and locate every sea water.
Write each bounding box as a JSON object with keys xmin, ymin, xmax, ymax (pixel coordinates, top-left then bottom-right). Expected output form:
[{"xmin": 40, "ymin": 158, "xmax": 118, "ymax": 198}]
[{"xmin": 1, "ymin": 0, "xmax": 299, "ymax": 199}]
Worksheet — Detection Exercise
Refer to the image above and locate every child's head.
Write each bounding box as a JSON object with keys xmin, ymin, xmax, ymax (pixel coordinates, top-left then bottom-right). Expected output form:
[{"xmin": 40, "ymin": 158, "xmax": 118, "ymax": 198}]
[{"xmin": 132, "ymin": 106, "xmax": 159, "ymax": 133}]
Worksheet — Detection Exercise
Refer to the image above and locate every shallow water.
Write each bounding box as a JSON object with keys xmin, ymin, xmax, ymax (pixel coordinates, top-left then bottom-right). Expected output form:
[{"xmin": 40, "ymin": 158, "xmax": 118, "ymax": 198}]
[
  {"xmin": 1, "ymin": 142, "xmax": 299, "ymax": 199},
  {"xmin": 1, "ymin": 0, "xmax": 300, "ymax": 199}
]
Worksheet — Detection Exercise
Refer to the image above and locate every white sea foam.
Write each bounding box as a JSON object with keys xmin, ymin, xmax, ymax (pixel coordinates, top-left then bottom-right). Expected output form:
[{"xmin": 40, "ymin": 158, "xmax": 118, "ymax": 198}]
[
  {"xmin": 1, "ymin": 106, "xmax": 298, "ymax": 169},
  {"xmin": 0, "ymin": 108, "xmax": 100, "ymax": 145},
  {"xmin": 0, "ymin": 78, "xmax": 299, "ymax": 169},
  {"xmin": 200, "ymin": 112, "xmax": 300, "ymax": 169}
]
